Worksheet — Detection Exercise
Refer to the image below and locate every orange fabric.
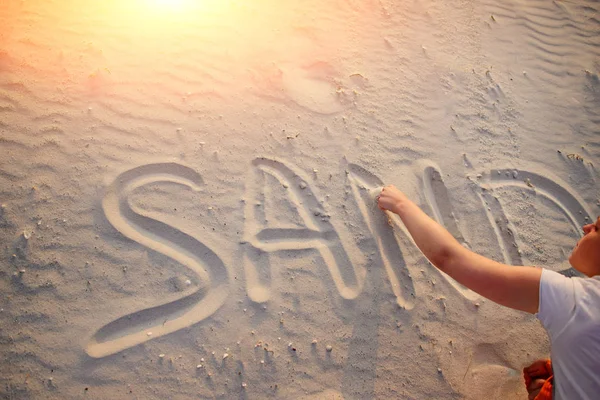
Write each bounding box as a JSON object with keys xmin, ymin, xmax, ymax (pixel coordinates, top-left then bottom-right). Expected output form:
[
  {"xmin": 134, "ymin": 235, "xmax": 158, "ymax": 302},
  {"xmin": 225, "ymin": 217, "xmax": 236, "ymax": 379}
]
[{"xmin": 523, "ymin": 359, "xmax": 553, "ymax": 400}]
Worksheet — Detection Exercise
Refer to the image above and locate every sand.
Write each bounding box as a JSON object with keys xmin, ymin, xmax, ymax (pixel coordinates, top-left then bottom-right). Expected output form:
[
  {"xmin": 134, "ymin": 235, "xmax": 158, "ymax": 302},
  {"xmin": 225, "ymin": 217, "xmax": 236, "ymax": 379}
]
[{"xmin": 0, "ymin": 0, "xmax": 599, "ymax": 398}]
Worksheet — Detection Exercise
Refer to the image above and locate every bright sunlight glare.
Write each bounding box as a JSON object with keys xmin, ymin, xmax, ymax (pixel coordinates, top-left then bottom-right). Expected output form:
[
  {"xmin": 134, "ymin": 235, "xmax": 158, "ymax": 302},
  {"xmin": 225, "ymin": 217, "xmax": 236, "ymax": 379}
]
[
  {"xmin": 115, "ymin": 0, "xmax": 218, "ymax": 19},
  {"xmin": 107, "ymin": 0, "xmax": 224, "ymax": 34},
  {"xmin": 149, "ymin": 0, "xmax": 192, "ymax": 11}
]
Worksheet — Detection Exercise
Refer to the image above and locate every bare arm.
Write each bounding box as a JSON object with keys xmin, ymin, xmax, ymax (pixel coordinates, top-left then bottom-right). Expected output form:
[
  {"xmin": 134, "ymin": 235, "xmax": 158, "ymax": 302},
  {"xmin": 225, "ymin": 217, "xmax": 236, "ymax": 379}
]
[{"xmin": 378, "ymin": 185, "xmax": 541, "ymax": 314}]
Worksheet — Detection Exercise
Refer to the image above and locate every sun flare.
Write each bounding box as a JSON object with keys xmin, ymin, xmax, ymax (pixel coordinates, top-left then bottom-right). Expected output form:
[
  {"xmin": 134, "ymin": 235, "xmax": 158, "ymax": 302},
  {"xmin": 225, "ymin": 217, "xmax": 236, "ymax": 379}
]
[{"xmin": 149, "ymin": 0, "xmax": 191, "ymax": 11}]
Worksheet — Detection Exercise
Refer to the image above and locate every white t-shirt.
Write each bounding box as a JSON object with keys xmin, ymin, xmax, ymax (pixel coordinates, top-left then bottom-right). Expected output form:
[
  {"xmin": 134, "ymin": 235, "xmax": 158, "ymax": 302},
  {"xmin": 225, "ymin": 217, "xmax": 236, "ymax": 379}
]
[{"xmin": 536, "ymin": 268, "xmax": 600, "ymax": 400}]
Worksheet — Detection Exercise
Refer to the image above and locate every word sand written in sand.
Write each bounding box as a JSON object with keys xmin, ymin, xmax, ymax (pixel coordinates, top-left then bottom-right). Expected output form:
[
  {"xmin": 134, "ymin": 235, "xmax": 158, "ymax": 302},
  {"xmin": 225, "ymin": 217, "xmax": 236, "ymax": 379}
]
[{"xmin": 86, "ymin": 158, "xmax": 592, "ymax": 358}]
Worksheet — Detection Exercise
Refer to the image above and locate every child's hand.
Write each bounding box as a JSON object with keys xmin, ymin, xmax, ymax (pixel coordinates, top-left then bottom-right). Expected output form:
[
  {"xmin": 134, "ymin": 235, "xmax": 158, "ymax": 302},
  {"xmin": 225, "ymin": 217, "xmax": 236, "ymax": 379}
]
[
  {"xmin": 524, "ymin": 359, "xmax": 552, "ymax": 379},
  {"xmin": 523, "ymin": 359, "xmax": 553, "ymax": 400},
  {"xmin": 526, "ymin": 378, "xmax": 546, "ymax": 400},
  {"xmin": 377, "ymin": 185, "xmax": 407, "ymax": 214}
]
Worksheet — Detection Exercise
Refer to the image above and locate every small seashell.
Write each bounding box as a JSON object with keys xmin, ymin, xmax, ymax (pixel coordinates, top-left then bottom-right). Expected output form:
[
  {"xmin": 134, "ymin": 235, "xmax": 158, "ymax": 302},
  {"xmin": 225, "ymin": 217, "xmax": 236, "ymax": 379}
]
[
  {"xmin": 159, "ymin": 354, "xmax": 165, "ymax": 358},
  {"xmin": 326, "ymin": 345, "xmax": 333, "ymax": 352},
  {"xmin": 147, "ymin": 332, "xmax": 153, "ymax": 336},
  {"xmin": 312, "ymin": 339, "xmax": 318, "ymax": 345},
  {"xmin": 196, "ymin": 364, "xmax": 202, "ymax": 369},
  {"xmin": 222, "ymin": 353, "xmax": 229, "ymax": 360}
]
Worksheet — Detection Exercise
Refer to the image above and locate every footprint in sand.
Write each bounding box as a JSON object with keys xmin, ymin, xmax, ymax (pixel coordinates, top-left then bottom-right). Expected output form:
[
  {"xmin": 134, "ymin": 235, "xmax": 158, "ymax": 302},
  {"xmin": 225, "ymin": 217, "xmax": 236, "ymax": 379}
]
[
  {"xmin": 461, "ymin": 342, "xmax": 525, "ymax": 399},
  {"xmin": 242, "ymin": 157, "xmax": 366, "ymax": 303},
  {"xmin": 86, "ymin": 163, "xmax": 229, "ymax": 358},
  {"xmin": 280, "ymin": 62, "xmax": 347, "ymax": 115}
]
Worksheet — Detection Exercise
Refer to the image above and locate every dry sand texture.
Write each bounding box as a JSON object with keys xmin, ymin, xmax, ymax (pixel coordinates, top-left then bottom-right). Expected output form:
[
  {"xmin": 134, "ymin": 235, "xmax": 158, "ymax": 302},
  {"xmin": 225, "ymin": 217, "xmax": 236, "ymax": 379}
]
[{"xmin": 1, "ymin": 0, "xmax": 599, "ymax": 398}]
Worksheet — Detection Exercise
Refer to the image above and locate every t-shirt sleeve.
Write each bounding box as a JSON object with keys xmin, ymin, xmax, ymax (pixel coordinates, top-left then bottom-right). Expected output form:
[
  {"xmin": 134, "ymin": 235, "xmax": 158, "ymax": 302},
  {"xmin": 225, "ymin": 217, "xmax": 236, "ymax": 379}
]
[{"xmin": 536, "ymin": 268, "xmax": 577, "ymax": 338}]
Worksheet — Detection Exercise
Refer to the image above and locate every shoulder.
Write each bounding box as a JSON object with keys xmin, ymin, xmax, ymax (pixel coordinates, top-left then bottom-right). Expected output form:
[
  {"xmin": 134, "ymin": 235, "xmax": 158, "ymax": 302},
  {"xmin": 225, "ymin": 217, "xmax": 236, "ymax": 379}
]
[
  {"xmin": 539, "ymin": 269, "xmax": 600, "ymax": 300},
  {"xmin": 539, "ymin": 268, "xmax": 576, "ymax": 295},
  {"xmin": 537, "ymin": 269, "xmax": 577, "ymax": 335},
  {"xmin": 570, "ymin": 275, "xmax": 600, "ymax": 316},
  {"xmin": 573, "ymin": 274, "xmax": 600, "ymax": 290},
  {"xmin": 537, "ymin": 270, "xmax": 600, "ymax": 335}
]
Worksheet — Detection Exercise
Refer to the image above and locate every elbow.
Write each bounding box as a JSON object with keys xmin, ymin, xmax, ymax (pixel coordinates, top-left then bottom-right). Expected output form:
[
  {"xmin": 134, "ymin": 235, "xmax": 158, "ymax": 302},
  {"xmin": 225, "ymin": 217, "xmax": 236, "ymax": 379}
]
[{"xmin": 429, "ymin": 246, "xmax": 455, "ymax": 271}]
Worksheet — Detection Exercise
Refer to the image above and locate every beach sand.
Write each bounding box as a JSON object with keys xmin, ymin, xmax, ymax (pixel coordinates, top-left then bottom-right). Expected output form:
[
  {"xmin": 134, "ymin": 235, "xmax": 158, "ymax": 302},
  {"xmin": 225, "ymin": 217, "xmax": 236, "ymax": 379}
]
[{"xmin": 0, "ymin": 0, "xmax": 599, "ymax": 398}]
